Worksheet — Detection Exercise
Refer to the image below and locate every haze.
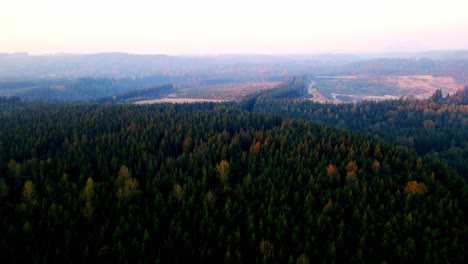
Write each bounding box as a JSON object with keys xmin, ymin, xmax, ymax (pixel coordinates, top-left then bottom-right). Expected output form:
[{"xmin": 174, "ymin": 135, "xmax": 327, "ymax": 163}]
[{"xmin": 1, "ymin": 0, "xmax": 468, "ymax": 55}]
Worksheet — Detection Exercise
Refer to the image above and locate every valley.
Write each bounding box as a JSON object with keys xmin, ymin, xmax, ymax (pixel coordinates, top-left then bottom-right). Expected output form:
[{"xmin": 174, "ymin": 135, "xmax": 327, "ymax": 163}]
[
  {"xmin": 0, "ymin": 52, "xmax": 466, "ymax": 263},
  {"xmin": 1, "ymin": 52, "xmax": 468, "ymax": 103}
]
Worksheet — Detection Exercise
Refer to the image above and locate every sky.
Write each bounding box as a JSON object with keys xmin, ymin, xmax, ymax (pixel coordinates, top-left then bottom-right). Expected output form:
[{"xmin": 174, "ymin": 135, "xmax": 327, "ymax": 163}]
[{"xmin": 1, "ymin": 0, "xmax": 468, "ymax": 55}]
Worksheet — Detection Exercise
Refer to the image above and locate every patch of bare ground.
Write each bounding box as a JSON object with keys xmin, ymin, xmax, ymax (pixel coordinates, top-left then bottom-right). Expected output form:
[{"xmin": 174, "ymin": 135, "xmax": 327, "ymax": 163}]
[
  {"xmin": 135, "ymin": 98, "xmax": 227, "ymax": 104},
  {"xmin": 331, "ymin": 93, "xmax": 399, "ymax": 102},
  {"xmin": 307, "ymin": 81, "xmax": 339, "ymax": 104},
  {"xmin": 181, "ymin": 81, "xmax": 281, "ymax": 101},
  {"xmin": 379, "ymin": 75, "xmax": 463, "ymax": 99},
  {"xmin": 136, "ymin": 81, "xmax": 281, "ymax": 104},
  {"xmin": 316, "ymin": 75, "xmax": 358, "ymax": 79}
]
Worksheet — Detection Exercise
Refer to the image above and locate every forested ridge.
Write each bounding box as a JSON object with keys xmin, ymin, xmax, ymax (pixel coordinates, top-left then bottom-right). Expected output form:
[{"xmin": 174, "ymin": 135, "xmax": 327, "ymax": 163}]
[
  {"xmin": 97, "ymin": 83, "xmax": 175, "ymax": 103},
  {"xmin": 240, "ymin": 76, "xmax": 308, "ymax": 111},
  {"xmin": 0, "ymin": 99, "xmax": 466, "ymax": 262}
]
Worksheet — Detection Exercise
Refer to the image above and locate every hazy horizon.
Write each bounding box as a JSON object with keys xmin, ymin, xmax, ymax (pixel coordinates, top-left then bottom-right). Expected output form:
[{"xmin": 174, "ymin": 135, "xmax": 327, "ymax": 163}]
[{"xmin": 2, "ymin": 0, "xmax": 468, "ymax": 55}]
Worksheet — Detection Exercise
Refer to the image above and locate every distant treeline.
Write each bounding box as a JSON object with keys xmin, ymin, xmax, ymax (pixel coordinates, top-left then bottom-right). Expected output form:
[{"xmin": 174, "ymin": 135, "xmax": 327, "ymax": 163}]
[
  {"xmin": 329, "ymin": 58, "xmax": 468, "ymax": 83},
  {"xmin": 0, "ymin": 76, "xmax": 175, "ymax": 101},
  {"xmin": 0, "ymin": 96, "xmax": 21, "ymax": 104},
  {"xmin": 97, "ymin": 84, "xmax": 175, "ymax": 103}
]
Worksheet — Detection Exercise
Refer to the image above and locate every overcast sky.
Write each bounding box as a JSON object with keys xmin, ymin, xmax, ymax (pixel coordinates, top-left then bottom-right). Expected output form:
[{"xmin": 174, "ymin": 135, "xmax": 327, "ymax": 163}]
[{"xmin": 1, "ymin": 0, "xmax": 468, "ymax": 55}]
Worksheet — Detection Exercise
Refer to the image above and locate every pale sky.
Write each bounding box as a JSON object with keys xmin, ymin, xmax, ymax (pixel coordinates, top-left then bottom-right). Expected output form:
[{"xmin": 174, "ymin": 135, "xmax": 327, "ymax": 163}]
[{"xmin": 1, "ymin": 0, "xmax": 468, "ymax": 55}]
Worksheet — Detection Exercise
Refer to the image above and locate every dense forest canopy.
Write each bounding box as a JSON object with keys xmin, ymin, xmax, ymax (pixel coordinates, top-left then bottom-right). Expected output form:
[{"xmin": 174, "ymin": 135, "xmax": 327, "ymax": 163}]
[
  {"xmin": 0, "ymin": 100, "xmax": 466, "ymax": 262},
  {"xmin": 247, "ymin": 81, "xmax": 468, "ymax": 179}
]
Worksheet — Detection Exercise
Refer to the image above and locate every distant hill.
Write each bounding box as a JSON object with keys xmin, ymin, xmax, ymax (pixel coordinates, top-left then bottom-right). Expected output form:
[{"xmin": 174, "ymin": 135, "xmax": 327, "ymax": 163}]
[
  {"xmin": 328, "ymin": 58, "xmax": 468, "ymax": 83},
  {"xmin": 1, "ymin": 50, "xmax": 466, "ymax": 79},
  {"xmin": 0, "ymin": 53, "xmax": 193, "ymax": 79},
  {"xmin": 1, "ymin": 51, "xmax": 468, "ymax": 101},
  {"xmin": 0, "ymin": 76, "xmax": 176, "ymax": 101}
]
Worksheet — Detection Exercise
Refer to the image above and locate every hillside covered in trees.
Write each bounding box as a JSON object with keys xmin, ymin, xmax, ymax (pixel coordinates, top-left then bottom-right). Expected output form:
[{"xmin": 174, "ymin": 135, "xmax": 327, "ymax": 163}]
[
  {"xmin": 0, "ymin": 100, "xmax": 466, "ymax": 262},
  {"xmin": 247, "ymin": 81, "xmax": 468, "ymax": 179}
]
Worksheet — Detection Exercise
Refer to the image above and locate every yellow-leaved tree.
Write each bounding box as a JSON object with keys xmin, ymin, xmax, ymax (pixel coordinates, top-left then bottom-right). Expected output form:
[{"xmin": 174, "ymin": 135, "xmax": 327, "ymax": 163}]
[
  {"xmin": 172, "ymin": 183, "xmax": 186, "ymax": 202},
  {"xmin": 81, "ymin": 177, "xmax": 95, "ymax": 220},
  {"xmin": 216, "ymin": 160, "xmax": 230, "ymax": 186},
  {"xmin": 115, "ymin": 165, "xmax": 140, "ymax": 201},
  {"xmin": 22, "ymin": 180, "xmax": 37, "ymax": 204}
]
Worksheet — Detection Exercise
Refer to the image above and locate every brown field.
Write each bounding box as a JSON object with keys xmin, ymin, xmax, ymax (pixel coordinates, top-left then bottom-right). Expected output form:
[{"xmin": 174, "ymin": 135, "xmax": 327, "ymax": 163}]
[
  {"xmin": 378, "ymin": 75, "xmax": 463, "ymax": 99},
  {"xmin": 179, "ymin": 81, "xmax": 281, "ymax": 101},
  {"xmin": 135, "ymin": 98, "xmax": 227, "ymax": 104},
  {"xmin": 135, "ymin": 81, "xmax": 280, "ymax": 104},
  {"xmin": 312, "ymin": 75, "xmax": 464, "ymax": 103},
  {"xmin": 316, "ymin": 75, "xmax": 358, "ymax": 80}
]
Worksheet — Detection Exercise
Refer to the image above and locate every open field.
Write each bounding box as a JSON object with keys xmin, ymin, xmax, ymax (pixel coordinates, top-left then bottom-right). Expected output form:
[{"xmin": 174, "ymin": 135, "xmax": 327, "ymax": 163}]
[
  {"xmin": 378, "ymin": 75, "xmax": 462, "ymax": 99},
  {"xmin": 135, "ymin": 97, "xmax": 226, "ymax": 104},
  {"xmin": 311, "ymin": 75, "xmax": 464, "ymax": 103},
  {"xmin": 137, "ymin": 75, "xmax": 464, "ymax": 105},
  {"xmin": 178, "ymin": 81, "xmax": 281, "ymax": 101},
  {"xmin": 134, "ymin": 81, "xmax": 281, "ymax": 104},
  {"xmin": 331, "ymin": 93, "xmax": 399, "ymax": 102}
]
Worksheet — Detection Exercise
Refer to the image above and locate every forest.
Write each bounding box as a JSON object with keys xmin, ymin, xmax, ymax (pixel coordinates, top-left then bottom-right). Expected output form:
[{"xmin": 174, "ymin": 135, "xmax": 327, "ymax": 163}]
[
  {"xmin": 0, "ymin": 96, "xmax": 466, "ymax": 262},
  {"xmin": 249, "ymin": 80, "xmax": 468, "ymax": 179}
]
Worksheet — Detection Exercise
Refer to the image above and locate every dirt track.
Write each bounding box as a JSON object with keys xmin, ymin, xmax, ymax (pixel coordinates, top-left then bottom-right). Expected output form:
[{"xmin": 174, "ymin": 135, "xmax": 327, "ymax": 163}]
[{"xmin": 307, "ymin": 81, "xmax": 338, "ymax": 103}]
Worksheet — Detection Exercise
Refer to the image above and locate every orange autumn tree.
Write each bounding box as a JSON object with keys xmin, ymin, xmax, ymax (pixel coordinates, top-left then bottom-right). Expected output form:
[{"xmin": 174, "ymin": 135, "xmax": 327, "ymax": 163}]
[
  {"xmin": 346, "ymin": 161, "xmax": 358, "ymax": 182},
  {"xmin": 404, "ymin": 180, "xmax": 428, "ymax": 195},
  {"xmin": 327, "ymin": 163, "xmax": 339, "ymax": 184}
]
